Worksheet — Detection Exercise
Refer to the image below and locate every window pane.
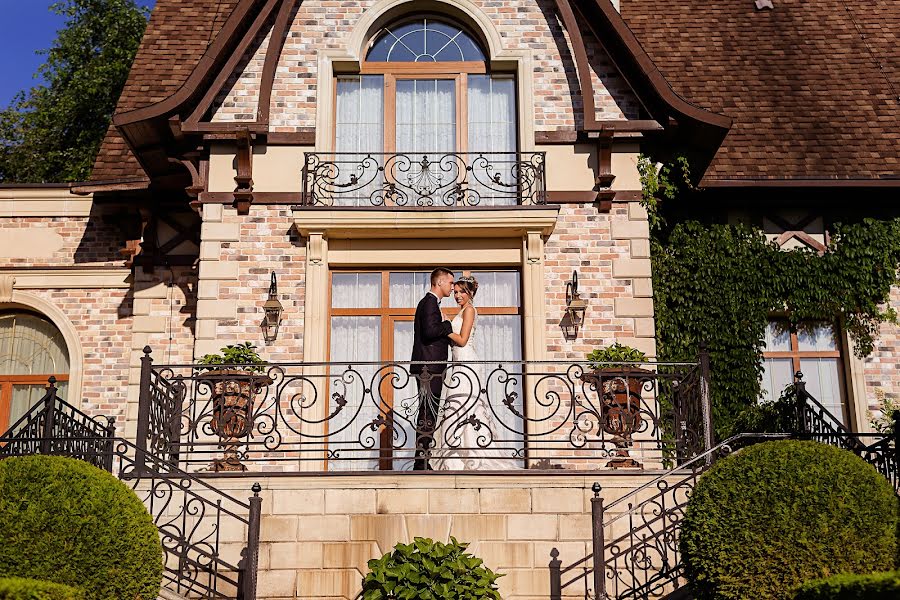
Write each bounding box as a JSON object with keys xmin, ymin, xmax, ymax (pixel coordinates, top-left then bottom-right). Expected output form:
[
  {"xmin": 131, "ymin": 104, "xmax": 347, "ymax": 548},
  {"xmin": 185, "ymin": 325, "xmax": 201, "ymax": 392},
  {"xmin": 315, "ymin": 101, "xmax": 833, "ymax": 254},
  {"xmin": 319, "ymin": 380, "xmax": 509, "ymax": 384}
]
[
  {"xmin": 0, "ymin": 313, "xmax": 69, "ymax": 376},
  {"xmin": 391, "ymin": 320, "xmax": 418, "ymax": 471},
  {"xmin": 800, "ymin": 358, "xmax": 845, "ymax": 423},
  {"xmin": 329, "ymin": 316, "xmax": 381, "ymax": 471},
  {"xmin": 797, "ymin": 322, "xmax": 837, "ymax": 351},
  {"xmin": 389, "ymin": 271, "xmax": 456, "ymax": 309},
  {"xmin": 764, "ymin": 320, "xmax": 792, "ymax": 352},
  {"xmin": 470, "ymin": 271, "xmax": 520, "ymax": 307},
  {"xmin": 761, "ymin": 358, "xmax": 793, "ymax": 401},
  {"xmin": 478, "ymin": 315, "xmax": 524, "ymax": 461},
  {"xmin": 334, "ymin": 76, "xmax": 384, "ymax": 207},
  {"xmin": 468, "ymin": 76, "xmax": 517, "ymax": 206},
  {"xmin": 396, "ymin": 79, "xmax": 456, "ymax": 154},
  {"xmin": 331, "ymin": 273, "xmax": 381, "ymax": 309},
  {"xmin": 366, "ymin": 19, "xmax": 485, "ymax": 62}
]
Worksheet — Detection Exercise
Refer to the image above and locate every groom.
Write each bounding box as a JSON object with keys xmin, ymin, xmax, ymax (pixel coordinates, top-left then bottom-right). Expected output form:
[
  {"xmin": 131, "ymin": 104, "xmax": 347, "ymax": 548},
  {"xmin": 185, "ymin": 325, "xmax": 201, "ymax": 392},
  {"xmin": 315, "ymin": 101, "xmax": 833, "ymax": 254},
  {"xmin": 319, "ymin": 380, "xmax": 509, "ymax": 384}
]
[{"xmin": 410, "ymin": 267, "xmax": 454, "ymax": 470}]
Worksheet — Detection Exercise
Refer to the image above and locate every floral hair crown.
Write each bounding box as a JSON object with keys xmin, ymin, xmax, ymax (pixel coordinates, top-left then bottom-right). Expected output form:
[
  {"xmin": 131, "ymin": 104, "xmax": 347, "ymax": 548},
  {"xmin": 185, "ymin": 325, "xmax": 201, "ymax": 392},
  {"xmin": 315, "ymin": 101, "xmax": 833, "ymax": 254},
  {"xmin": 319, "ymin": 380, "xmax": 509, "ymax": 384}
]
[{"xmin": 457, "ymin": 275, "xmax": 476, "ymax": 283}]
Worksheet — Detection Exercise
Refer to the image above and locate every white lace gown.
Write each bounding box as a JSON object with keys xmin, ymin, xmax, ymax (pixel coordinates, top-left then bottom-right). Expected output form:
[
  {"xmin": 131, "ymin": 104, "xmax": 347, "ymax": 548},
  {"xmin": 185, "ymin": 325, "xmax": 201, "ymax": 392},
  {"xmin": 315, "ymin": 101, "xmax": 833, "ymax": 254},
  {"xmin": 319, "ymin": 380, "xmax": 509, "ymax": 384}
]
[{"xmin": 432, "ymin": 309, "xmax": 519, "ymax": 471}]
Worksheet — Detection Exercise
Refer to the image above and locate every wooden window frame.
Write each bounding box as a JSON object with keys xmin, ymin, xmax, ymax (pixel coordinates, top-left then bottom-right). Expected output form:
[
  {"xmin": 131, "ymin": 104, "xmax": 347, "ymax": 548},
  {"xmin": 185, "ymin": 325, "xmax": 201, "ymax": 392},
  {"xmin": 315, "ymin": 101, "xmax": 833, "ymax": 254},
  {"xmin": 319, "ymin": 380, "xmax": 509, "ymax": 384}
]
[
  {"xmin": 334, "ymin": 20, "xmax": 518, "ymax": 155},
  {"xmin": 763, "ymin": 319, "xmax": 847, "ymax": 419},
  {"xmin": 326, "ymin": 268, "xmax": 524, "ymax": 469}
]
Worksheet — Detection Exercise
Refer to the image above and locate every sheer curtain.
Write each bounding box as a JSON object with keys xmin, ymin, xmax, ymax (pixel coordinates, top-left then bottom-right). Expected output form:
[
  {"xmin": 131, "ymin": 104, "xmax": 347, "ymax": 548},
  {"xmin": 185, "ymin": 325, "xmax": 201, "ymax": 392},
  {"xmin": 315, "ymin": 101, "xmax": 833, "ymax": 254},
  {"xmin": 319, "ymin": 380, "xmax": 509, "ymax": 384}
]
[
  {"xmin": 396, "ymin": 79, "xmax": 456, "ymax": 205},
  {"xmin": 1, "ymin": 313, "xmax": 70, "ymax": 425},
  {"xmin": 761, "ymin": 321, "xmax": 792, "ymax": 401},
  {"xmin": 329, "ymin": 274, "xmax": 382, "ymax": 471},
  {"xmin": 798, "ymin": 323, "xmax": 845, "ymax": 423},
  {"xmin": 335, "ymin": 76, "xmax": 384, "ymax": 206},
  {"xmin": 467, "ymin": 76, "xmax": 517, "ymax": 206}
]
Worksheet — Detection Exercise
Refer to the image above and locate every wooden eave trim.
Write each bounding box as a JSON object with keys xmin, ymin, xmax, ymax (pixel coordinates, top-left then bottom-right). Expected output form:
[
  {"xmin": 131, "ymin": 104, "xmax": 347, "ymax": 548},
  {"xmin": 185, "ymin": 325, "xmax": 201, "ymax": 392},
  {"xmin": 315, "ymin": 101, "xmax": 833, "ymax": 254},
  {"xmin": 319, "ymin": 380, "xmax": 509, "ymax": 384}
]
[
  {"xmin": 113, "ymin": 0, "xmax": 268, "ymax": 127},
  {"xmin": 71, "ymin": 177, "xmax": 150, "ymax": 194},
  {"xmin": 553, "ymin": 0, "xmax": 598, "ymax": 130},
  {"xmin": 185, "ymin": 0, "xmax": 284, "ymax": 127},
  {"xmin": 257, "ymin": 0, "xmax": 299, "ymax": 125},
  {"xmin": 574, "ymin": 0, "xmax": 731, "ymax": 132}
]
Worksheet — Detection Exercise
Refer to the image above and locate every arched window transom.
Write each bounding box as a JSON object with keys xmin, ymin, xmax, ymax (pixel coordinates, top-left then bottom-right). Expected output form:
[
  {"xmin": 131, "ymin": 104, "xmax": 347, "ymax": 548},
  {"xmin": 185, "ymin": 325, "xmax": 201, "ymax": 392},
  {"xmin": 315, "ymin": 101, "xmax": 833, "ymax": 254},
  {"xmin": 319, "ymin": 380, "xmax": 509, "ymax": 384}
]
[
  {"xmin": 0, "ymin": 311, "xmax": 70, "ymax": 429},
  {"xmin": 367, "ymin": 18, "xmax": 485, "ymax": 62}
]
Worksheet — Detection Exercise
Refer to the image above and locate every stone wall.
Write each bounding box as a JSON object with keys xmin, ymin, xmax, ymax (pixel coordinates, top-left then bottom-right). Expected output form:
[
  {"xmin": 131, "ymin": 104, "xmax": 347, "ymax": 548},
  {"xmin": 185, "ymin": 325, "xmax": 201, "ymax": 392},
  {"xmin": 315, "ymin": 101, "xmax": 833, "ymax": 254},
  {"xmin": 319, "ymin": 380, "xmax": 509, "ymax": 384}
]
[{"xmin": 207, "ymin": 473, "xmax": 662, "ymax": 600}]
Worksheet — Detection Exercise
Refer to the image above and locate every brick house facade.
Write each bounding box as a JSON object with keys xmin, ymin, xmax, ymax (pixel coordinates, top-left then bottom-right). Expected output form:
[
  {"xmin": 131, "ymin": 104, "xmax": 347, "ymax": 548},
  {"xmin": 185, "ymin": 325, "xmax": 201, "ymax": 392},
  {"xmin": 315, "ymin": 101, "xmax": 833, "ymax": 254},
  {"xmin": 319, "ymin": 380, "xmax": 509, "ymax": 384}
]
[{"xmin": 1, "ymin": 0, "xmax": 898, "ymax": 597}]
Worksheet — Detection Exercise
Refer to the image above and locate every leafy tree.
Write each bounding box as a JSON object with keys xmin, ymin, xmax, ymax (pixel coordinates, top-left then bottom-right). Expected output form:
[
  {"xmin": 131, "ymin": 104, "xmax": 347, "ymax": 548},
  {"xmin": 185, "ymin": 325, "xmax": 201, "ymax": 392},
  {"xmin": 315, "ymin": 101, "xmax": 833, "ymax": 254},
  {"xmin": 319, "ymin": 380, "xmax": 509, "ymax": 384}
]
[{"xmin": 0, "ymin": 0, "xmax": 150, "ymax": 183}]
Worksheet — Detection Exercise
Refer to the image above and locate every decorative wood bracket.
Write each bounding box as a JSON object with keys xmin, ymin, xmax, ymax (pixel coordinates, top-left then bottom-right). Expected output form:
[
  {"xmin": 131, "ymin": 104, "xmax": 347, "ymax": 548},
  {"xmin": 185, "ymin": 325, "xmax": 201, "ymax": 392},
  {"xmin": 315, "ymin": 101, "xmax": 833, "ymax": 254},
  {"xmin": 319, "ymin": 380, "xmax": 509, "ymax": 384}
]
[
  {"xmin": 234, "ymin": 127, "xmax": 254, "ymax": 214},
  {"xmin": 767, "ymin": 214, "xmax": 828, "ymax": 254}
]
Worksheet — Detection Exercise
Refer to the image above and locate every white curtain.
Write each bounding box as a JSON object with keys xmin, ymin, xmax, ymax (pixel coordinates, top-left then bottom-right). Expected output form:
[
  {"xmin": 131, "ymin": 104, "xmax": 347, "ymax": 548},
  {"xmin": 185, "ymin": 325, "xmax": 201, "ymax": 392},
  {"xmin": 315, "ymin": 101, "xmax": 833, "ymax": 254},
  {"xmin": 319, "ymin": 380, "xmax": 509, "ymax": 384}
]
[
  {"xmin": 331, "ymin": 273, "xmax": 381, "ymax": 309},
  {"xmin": 467, "ymin": 75, "xmax": 517, "ymax": 206},
  {"xmin": 335, "ymin": 76, "xmax": 384, "ymax": 206},
  {"xmin": 329, "ymin": 273, "xmax": 382, "ymax": 471},
  {"xmin": 396, "ymin": 79, "xmax": 456, "ymax": 206},
  {"xmin": 391, "ymin": 321, "xmax": 418, "ymax": 470},
  {"xmin": 477, "ymin": 314, "xmax": 523, "ymax": 457},
  {"xmin": 388, "ymin": 271, "xmax": 455, "ymax": 310},
  {"xmin": 798, "ymin": 323, "xmax": 844, "ymax": 423},
  {"xmin": 329, "ymin": 316, "xmax": 381, "ymax": 471},
  {"xmin": 10, "ymin": 382, "xmax": 68, "ymax": 425},
  {"xmin": 396, "ymin": 79, "xmax": 456, "ymax": 153},
  {"xmin": 0, "ymin": 313, "xmax": 69, "ymax": 376}
]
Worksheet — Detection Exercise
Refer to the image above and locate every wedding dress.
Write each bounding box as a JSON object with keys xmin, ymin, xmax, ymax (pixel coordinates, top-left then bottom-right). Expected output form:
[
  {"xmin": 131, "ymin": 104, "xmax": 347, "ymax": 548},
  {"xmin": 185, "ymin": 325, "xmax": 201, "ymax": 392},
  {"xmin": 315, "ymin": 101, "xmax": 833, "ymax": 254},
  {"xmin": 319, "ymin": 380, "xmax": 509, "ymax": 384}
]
[{"xmin": 432, "ymin": 307, "xmax": 520, "ymax": 471}]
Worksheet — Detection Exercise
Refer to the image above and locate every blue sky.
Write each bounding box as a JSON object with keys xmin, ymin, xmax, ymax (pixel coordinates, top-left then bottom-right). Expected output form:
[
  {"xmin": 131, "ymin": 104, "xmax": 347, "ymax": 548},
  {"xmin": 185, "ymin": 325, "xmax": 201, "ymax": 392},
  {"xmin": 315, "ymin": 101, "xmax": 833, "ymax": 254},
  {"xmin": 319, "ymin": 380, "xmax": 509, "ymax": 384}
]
[{"xmin": 0, "ymin": 1, "xmax": 156, "ymax": 108}]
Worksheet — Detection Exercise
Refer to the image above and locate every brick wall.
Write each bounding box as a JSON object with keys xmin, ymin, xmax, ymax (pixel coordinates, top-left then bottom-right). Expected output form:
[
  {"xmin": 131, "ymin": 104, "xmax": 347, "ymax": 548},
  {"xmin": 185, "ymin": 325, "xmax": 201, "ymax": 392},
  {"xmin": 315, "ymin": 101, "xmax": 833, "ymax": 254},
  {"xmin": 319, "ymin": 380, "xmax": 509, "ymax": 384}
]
[
  {"xmin": 0, "ymin": 216, "xmax": 122, "ymax": 266},
  {"xmin": 863, "ymin": 285, "xmax": 900, "ymax": 417},
  {"xmin": 212, "ymin": 0, "xmax": 639, "ymax": 130}
]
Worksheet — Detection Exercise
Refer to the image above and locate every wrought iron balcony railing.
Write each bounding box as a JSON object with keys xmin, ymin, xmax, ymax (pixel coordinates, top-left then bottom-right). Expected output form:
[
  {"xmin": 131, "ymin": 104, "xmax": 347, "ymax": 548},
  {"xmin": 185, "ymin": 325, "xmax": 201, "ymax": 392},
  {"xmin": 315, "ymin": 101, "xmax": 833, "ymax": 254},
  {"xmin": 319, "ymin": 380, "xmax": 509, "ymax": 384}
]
[
  {"xmin": 301, "ymin": 151, "xmax": 546, "ymax": 207},
  {"xmin": 135, "ymin": 347, "xmax": 713, "ymax": 473}
]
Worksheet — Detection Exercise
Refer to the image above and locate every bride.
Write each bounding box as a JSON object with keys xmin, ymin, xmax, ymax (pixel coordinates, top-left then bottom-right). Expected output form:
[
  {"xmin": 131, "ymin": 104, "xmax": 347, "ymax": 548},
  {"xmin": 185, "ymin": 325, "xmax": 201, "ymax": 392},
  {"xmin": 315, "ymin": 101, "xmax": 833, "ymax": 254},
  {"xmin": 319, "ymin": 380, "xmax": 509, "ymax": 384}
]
[{"xmin": 432, "ymin": 275, "xmax": 519, "ymax": 471}]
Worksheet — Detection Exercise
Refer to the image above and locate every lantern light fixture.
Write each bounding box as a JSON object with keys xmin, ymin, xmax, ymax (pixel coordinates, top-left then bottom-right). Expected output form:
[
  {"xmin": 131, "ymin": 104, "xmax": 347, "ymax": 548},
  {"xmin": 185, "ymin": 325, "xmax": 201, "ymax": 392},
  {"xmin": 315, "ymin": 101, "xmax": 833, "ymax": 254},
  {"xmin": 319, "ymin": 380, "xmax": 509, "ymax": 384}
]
[
  {"xmin": 563, "ymin": 270, "xmax": 587, "ymax": 340},
  {"xmin": 262, "ymin": 271, "xmax": 283, "ymax": 343}
]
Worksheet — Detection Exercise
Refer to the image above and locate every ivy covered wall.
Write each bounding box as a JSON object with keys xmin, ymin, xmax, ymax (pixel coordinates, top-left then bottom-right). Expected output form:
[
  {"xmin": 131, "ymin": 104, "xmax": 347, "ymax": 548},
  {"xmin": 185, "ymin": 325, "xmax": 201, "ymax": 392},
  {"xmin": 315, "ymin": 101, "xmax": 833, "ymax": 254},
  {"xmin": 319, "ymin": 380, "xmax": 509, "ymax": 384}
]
[{"xmin": 640, "ymin": 157, "xmax": 900, "ymax": 437}]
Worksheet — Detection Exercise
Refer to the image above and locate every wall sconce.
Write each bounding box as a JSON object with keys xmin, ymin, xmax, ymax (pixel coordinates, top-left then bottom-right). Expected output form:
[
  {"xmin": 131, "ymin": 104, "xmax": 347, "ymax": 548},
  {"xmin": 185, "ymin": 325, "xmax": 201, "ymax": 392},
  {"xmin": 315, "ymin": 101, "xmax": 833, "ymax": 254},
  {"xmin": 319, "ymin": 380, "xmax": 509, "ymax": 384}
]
[
  {"xmin": 563, "ymin": 270, "xmax": 587, "ymax": 340},
  {"xmin": 262, "ymin": 271, "xmax": 283, "ymax": 343}
]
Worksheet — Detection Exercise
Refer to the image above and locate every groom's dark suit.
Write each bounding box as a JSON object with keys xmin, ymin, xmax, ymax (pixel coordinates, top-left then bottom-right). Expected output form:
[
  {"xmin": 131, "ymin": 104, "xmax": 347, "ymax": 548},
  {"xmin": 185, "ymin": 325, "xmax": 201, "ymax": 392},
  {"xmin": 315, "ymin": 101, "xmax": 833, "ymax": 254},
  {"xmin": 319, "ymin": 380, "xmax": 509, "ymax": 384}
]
[{"xmin": 410, "ymin": 291, "xmax": 452, "ymax": 470}]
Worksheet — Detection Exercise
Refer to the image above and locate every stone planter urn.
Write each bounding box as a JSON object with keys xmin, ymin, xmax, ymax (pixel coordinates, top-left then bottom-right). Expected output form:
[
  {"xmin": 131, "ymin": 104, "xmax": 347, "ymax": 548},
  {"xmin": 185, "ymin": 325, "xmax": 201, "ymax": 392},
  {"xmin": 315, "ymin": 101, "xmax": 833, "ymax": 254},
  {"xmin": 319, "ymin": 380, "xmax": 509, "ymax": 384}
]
[
  {"xmin": 208, "ymin": 370, "xmax": 272, "ymax": 472},
  {"xmin": 581, "ymin": 367, "xmax": 649, "ymax": 468}
]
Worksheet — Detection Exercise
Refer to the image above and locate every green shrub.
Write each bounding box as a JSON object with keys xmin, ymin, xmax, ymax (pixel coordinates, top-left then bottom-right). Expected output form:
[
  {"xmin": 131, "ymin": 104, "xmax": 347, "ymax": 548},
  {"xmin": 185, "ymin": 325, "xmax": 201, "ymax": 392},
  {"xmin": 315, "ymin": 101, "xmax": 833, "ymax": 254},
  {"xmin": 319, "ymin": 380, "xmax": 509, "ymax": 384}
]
[
  {"xmin": 361, "ymin": 537, "xmax": 502, "ymax": 600},
  {"xmin": 0, "ymin": 456, "xmax": 163, "ymax": 600},
  {"xmin": 680, "ymin": 440, "xmax": 899, "ymax": 600},
  {"xmin": 794, "ymin": 570, "xmax": 900, "ymax": 599},
  {"xmin": 0, "ymin": 577, "xmax": 82, "ymax": 600}
]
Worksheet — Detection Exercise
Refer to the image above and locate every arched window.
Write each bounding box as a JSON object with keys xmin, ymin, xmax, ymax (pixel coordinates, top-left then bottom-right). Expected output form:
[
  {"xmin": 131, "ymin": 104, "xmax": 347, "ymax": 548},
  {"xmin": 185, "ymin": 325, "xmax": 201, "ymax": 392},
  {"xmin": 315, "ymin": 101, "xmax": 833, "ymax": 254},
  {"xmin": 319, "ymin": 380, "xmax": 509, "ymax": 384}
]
[
  {"xmin": 0, "ymin": 312, "xmax": 70, "ymax": 430},
  {"xmin": 366, "ymin": 18, "xmax": 485, "ymax": 62},
  {"xmin": 332, "ymin": 15, "xmax": 518, "ymax": 206}
]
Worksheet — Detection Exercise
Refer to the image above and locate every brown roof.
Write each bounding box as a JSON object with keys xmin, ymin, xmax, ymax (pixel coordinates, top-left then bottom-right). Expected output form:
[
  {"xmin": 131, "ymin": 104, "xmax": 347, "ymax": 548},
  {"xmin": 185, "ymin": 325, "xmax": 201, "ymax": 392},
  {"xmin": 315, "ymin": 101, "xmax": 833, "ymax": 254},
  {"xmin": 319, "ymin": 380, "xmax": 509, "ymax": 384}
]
[
  {"xmin": 89, "ymin": 0, "xmax": 239, "ymax": 184},
  {"xmin": 621, "ymin": 0, "xmax": 900, "ymax": 183}
]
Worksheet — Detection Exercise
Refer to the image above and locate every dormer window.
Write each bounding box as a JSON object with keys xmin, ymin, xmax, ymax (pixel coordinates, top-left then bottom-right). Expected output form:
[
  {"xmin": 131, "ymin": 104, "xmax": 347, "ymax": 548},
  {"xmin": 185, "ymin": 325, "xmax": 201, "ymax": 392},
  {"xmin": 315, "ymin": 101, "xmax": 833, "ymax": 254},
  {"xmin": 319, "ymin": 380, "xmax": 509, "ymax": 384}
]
[{"xmin": 331, "ymin": 16, "xmax": 519, "ymax": 206}]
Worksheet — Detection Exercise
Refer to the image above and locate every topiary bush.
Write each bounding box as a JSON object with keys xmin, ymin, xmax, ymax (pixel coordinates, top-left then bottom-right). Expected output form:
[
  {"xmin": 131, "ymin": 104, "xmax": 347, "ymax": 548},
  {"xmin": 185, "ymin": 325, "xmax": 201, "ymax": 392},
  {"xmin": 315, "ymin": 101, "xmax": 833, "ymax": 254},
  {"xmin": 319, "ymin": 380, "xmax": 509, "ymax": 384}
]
[
  {"xmin": 0, "ymin": 456, "xmax": 163, "ymax": 600},
  {"xmin": 680, "ymin": 440, "xmax": 899, "ymax": 600},
  {"xmin": 794, "ymin": 570, "xmax": 900, "ymax": 600},
  {"xmin": 0, "ymin": 577, "xmax": 82, "ymax": 600},
  {"xmin": 360, "ymin": 537, "xmax": 503, "ymax": 600}
]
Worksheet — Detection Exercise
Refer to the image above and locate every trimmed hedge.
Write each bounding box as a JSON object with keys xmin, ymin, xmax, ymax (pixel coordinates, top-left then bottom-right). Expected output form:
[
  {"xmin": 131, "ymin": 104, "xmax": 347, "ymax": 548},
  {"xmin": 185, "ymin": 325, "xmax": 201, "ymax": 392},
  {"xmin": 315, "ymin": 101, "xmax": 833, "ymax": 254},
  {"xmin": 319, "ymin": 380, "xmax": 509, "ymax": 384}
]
[
  {"xmin": 680, "ymin": 440, "xmax": 899, "ymax": 600},
  {"xmin": 0, "ymin": 456, "xmax": 163, "ymax": 600},
  {"xmin": 0, "ymin": 577, "xmax": 82, "ymax": 600},
  {"xmin": 794, "ymin": 570, "xmax": 900, "ymax": 599}
]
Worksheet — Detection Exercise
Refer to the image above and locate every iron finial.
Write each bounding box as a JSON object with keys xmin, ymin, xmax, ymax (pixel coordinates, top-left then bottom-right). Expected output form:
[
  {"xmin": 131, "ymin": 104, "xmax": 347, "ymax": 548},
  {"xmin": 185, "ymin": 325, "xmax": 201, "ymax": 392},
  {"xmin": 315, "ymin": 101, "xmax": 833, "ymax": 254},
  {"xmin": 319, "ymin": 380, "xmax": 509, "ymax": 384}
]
[
  {"xmin": 47, "ymin": 376, "xmax": 56, "ymax": 385},
  {"xmin": 143, "ymin": 345, "xmax": 152, "ymax": 355},
  {"xmin": 591, "ymin": 482, "xmax": 601, "ymax": 497},
  {"xmin": 794, "ymin": 371, "xmax": 804, "ymax": 382},
  {"xmin": 251, "ymin": 482, "xmax": 262, "ymax": 496}
]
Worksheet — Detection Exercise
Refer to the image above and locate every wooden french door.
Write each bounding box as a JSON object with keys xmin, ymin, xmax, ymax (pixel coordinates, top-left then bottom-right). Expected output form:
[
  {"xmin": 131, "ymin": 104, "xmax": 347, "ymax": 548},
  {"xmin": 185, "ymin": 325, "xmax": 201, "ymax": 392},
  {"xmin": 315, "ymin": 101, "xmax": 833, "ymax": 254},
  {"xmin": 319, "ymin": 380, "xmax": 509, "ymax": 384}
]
[{"xmin": 327, "ymin": 269, "xmax": 523, "ymax": 470}]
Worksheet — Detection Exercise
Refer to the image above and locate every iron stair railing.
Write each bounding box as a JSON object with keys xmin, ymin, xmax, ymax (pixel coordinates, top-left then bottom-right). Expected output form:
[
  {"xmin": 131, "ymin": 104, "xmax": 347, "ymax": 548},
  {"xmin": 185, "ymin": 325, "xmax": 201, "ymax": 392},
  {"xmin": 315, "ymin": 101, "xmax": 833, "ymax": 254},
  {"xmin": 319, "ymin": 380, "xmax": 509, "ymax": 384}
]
[
  {"xmin": 0, "ymin": 380, "xmax": 262, "ymax": 600},
  {"xmin": 565, "ymin": 377, "xmax": 899, "ymax": 600}
]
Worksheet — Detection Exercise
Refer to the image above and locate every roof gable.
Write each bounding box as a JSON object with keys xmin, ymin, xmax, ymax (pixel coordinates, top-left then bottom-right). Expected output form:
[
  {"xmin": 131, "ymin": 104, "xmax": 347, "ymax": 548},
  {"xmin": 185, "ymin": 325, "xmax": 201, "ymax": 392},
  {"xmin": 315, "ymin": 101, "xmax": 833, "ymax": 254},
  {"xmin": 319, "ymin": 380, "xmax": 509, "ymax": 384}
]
[{"xmin": 621, "ymin": 0, "xmax": 900, "ymax": 184}]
